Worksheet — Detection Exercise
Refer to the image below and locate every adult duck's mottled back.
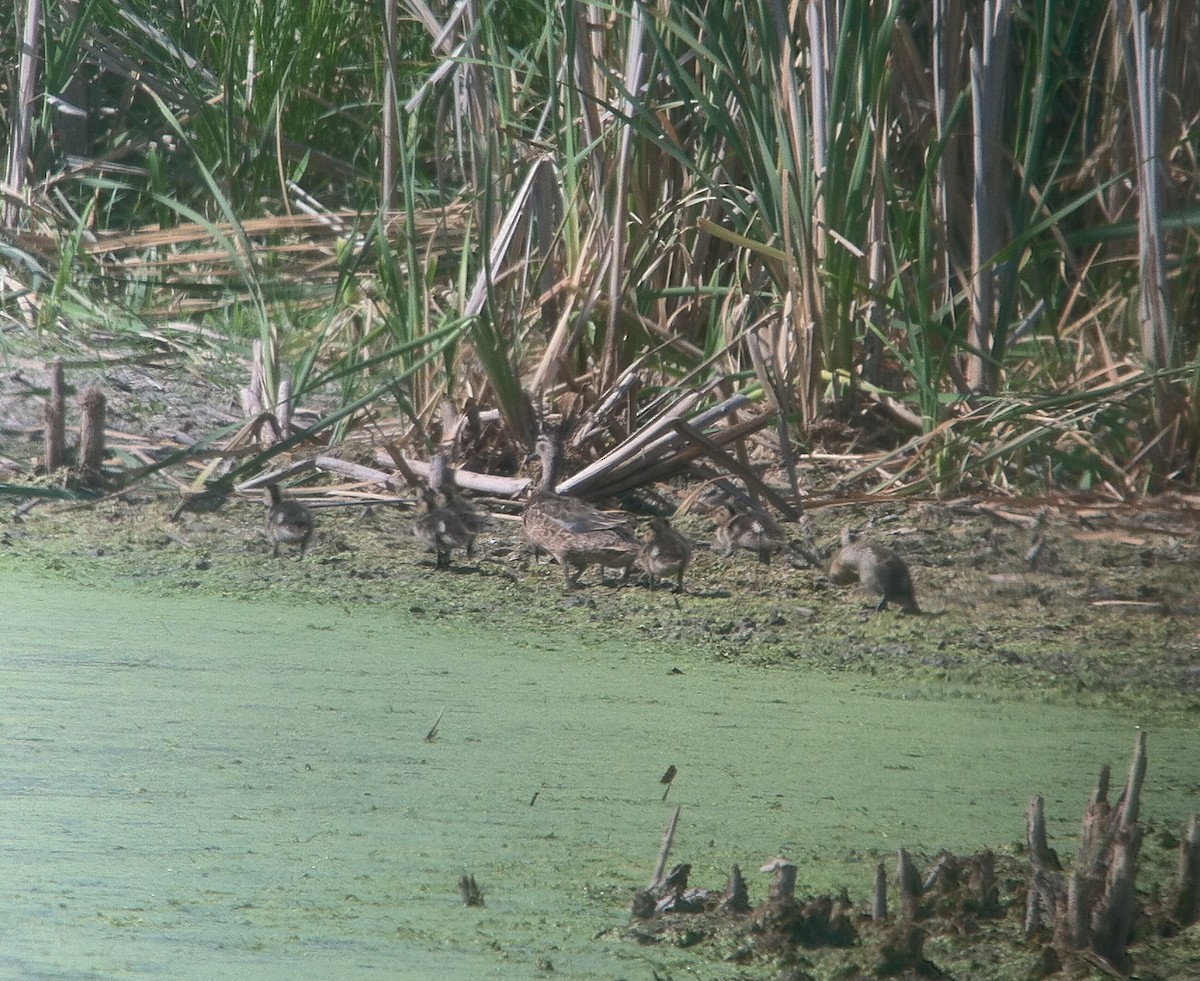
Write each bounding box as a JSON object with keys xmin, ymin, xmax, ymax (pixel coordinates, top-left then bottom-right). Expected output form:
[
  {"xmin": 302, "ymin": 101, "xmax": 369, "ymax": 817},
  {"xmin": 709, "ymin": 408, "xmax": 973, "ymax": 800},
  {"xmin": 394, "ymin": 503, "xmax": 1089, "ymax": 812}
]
[
  {"xmin": 264, "ymin": 484, "xmax": 314, "ymax": 559},
  {"xmin": 522, "ymin": 430, "xmax": 640, "ymax": 588}
]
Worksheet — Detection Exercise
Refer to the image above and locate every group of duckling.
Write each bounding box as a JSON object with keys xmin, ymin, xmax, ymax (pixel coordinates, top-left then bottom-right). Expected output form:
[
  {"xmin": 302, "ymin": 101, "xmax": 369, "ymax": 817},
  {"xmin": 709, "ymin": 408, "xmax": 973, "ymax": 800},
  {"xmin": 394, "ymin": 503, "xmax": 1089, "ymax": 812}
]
[{"xmin": 263, "ymin": 429, "xmax": 920, "ymax": 613}]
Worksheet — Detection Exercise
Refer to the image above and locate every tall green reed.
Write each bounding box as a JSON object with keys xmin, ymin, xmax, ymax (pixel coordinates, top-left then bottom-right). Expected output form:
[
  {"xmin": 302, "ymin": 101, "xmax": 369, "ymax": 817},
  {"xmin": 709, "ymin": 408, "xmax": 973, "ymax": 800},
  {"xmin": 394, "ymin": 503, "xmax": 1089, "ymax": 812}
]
[{"xmin": 6, "ymin": 0, "xmax": 1200, "ymax": 493}]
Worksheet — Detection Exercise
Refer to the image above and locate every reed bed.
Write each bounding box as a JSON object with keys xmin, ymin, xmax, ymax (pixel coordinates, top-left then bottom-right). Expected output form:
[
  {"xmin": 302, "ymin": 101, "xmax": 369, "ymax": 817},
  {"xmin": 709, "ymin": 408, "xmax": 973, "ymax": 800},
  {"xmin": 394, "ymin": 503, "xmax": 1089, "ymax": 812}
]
[{"xmin": 2, "ymin": 0, "xmax": 1199, "ymax": 498}]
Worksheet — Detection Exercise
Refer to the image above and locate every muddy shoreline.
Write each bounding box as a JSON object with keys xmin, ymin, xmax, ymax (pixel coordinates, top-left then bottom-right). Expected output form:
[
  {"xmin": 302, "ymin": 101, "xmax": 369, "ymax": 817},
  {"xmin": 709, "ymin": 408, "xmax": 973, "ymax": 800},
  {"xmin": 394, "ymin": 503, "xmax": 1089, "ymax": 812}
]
[{"xmin": 7, "ymin": 485, "xmax": 1200, "ymax": 715}]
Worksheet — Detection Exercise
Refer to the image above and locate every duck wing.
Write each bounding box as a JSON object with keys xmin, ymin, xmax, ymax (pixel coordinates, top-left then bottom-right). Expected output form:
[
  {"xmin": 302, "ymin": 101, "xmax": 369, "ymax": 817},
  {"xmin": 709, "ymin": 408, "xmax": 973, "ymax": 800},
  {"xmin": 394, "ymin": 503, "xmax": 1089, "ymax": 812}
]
[{"xmin": 533, "ymin": 496, "xmax": 630, "ymax": 535}]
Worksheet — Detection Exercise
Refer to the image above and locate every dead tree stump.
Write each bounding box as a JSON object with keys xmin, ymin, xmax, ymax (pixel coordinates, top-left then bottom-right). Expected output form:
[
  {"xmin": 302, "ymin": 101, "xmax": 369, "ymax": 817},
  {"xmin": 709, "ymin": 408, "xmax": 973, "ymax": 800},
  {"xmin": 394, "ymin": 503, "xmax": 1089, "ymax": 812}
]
[
  {"xmin": 1175, "ymin": 814, "xmax": 1200, "ymax": 926},
  {"xmin": 1026, "ymin": 731, "xmax": 1147, "ymax": 975},
  {"xmin": 1024, "ymin": 793, "xmax": 1060, "ymax": 938},
  {"xmin": 874, "ymin": 922, "xmax": 937, "ymax": 979},
  {"xmin": 873, "ymin": 861, "xmax": 888, "ymax": 921},
  {"xmin": 898, "ymin": 848, "xmax": 923, "ymax": 920},
  {"xmin": 78, "ymin": 386, "xmax": 107, "ymax": 479},
  {"xmin": 761, "ymin": 857, "xmax": 797, "ymax": 903},
  {"xmin": 720, "ymin": 864, "xmax": 750, "ymax": 913},
  {"xmin": 44, "ymin": 358, "xmax": 66, "ymax": 471}
]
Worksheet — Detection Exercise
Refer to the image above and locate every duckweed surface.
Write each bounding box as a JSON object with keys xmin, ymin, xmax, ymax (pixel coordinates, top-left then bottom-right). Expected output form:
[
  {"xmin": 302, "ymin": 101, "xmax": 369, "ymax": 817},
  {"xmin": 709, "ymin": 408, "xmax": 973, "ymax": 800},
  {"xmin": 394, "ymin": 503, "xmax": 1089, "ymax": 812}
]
[
  {"xmin": 6, "ymin": 488, "xmax": 1200, "ymax": 978},
  {"xmin": 4, "ymin": 559, "xmax": 1199, "ymax": 980}
]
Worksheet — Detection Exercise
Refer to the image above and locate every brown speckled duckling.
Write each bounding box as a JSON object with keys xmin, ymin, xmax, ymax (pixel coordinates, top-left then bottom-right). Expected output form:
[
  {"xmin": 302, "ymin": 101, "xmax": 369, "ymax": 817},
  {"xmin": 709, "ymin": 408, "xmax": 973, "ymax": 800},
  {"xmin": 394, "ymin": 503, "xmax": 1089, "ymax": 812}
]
[
  {"xmin": 412, "ymin": 487, "xmax": 475, "ymax": 569},
  {"xmin": 715, "ymin": 502, "xmax": 788, "ymax": 565},
  {"xmin": 264, "ymin": 484, "xmax": 314, "ymax": 559},
  {"xmin": 639, "ymin": 516, "xmax": 693, "ymax": 593},
  {"xmin": 429, "ymin": 453, "xmax": 489, "ymax": 537},
  {"xmin": 522, "ymin": 430, "xmax": 640, "ymax": 588},
  {"xmin": 828, "ymin": 528, "xmax": 919, "ymax": 613}
]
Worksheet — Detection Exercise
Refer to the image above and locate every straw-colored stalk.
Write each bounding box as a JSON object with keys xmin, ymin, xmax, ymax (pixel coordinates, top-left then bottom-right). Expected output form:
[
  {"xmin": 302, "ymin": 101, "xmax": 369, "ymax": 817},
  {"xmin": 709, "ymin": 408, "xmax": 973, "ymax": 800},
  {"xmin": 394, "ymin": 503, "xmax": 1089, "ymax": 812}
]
[{"xmin": 966, "ymin": 0, "xmax": 1012, "ymax": 395}]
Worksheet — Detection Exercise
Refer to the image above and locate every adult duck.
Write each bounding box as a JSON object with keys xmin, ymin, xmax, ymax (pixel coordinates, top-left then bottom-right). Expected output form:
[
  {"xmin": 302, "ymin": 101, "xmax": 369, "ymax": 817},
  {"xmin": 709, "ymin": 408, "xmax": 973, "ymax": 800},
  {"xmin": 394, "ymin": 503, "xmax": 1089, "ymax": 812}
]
[{"xmin": 523, "ymin": 429, "xmax": 639, "ymax": 588}]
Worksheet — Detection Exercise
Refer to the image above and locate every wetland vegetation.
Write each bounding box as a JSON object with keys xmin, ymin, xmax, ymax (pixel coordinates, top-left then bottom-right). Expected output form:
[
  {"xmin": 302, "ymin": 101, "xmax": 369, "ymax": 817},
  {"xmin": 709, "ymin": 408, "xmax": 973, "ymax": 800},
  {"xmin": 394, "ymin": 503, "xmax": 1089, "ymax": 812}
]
[{"xmin": 3, "ymin": 1, "xmax": 1200, "ymax": 977}]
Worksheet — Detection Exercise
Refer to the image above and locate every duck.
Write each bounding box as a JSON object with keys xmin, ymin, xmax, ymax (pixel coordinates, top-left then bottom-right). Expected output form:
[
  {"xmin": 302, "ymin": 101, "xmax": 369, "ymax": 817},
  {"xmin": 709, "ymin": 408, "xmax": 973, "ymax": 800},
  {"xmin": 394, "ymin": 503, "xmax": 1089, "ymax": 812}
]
[
  {"xmin": 264, "ymin": 484, "xmax": 315, "ymax": 558},
  {"xmin": 412, "ymin": 487, "xmax": 475, "ymax": 569},
  {"xmin": 639, "ymin": 516, "xmax": 693, "ymax": 593},
  {"xmin": 429, "ymin": 452, "xmax": 489, "ymax": 536},
  {"xmin": 715, "ymin": 501, "xmax": 787, "ymax": 565},
  {"xmin": 522, "ymin": 429, "xmax": 640, "ymax": 588},
  {"xmin": 828, "ymin": 527, "xmax": 919, "ymax": 613}
]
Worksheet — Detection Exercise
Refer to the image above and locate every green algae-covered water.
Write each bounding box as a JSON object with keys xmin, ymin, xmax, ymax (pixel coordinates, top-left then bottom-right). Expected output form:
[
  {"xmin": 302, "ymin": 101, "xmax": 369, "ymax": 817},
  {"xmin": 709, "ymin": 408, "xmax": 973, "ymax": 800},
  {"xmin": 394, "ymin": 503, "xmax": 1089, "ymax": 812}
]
[{"xmin": 3, "ymin": 572, "xmax": 1197, "ymax": 980}]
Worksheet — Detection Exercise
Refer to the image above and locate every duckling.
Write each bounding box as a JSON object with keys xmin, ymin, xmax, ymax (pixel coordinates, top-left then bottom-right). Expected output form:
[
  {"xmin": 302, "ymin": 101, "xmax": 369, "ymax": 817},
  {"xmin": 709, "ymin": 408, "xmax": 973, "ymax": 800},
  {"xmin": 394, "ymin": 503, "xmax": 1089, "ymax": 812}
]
[
  {"xmin": 412, "ymin": 487, "xmax": 475, "ymax": 569},
  {"xmin": 429, "ymin": 453, "xmax": 489, "ymax": 536},
  {"xmin": 264, "ymin": 484, "xmax": 315, "ymax": 559},
  {"xmin": 523, "ymin": 429, "xmax": 640, "ymax": 588},
  {"xmin": 715, "ymin": 502, "xmax": 788, "ymax": 565},
  {"xmin": 639, "ymin": 516, "xmax": 693, "ymax": 593},
  {"xmin": 828, "ymin": 527, "xmax": 919, "ymax": 613}
]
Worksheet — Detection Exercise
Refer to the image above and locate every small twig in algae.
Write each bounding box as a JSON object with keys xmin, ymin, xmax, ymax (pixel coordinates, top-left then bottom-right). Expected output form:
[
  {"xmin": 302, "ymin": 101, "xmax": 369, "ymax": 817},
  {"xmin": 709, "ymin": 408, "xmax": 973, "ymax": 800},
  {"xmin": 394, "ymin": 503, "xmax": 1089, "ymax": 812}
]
[{"xmin": 425, "ymin": 706, "xmax": 446, "ymax": 742}]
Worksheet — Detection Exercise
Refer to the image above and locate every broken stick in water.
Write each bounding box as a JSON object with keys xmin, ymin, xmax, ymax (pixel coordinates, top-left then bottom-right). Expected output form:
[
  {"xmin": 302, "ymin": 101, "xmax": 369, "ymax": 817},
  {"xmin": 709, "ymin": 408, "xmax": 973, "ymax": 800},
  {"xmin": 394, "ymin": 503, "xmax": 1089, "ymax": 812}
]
[
  {"xmin": 425, "ymin": 706, "xmax": 446, "ymax": 742},
  {"xmin": 650, "ymin": 805, "xmax": 681, "ymax": 890}
]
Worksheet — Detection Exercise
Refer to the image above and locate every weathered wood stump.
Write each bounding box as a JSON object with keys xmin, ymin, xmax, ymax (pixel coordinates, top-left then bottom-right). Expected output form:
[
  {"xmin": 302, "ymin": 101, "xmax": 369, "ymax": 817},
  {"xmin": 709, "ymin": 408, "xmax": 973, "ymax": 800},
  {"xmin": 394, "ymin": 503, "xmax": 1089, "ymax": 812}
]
[
  {"xmin": 898, "ymin": 847, "xmax": 923, "ymax": 920},
  {"xmin": 78, "ymin": 385, "xmax": 106, "ymax": 479},
  {"xmin": 720, "ymin": 864, "xmax": 750, "ymax": 914},
  {"xmin": 873, "ymin": 861, "xmax": 888, "ymax": 921},
  {"xmin": 1025, "ymin": 730, "xmax": 1147, "ymax": 975},
  {"xmin": 44, "ymin": 358, "xmax": 66, "ymax": 471},
  {"xmin": 874, "ymin": 921, "xmax": 944, "ymax": 979},
  {"xmin": 1175, "ymin": 814, "xmax": 1200, "ymax": 926}
]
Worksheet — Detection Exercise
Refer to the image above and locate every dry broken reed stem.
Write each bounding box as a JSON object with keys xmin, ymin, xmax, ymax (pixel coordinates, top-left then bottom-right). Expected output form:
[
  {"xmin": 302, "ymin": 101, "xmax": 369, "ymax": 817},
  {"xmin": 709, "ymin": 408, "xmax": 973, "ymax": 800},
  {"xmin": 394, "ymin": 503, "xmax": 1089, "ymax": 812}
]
[
  {"xmin": 722, "ymin": 865, "xmax": 749, "ymax": 913},
  {"xmin": 556, "ymin": 390, "xmax": 707, "ymax": 493},
  {"xmin": 650, "ymin": 805, "xmax": 682, "ymax": 890},
  {"xmin": 424, "ymin": 706, "xmax": 446, "ymax": 743},
  {"xmin": 570, "ymin": 368, "xmax": 642, "ymax": 446},
  {"xmin": 336, "ymin": 408, "xmax": 780, "ymax": 506},
  {"xmin": 559, "ymin": 393, "xmax": 754, "ymax": 497},
  {"xmin": 761, "ymin": 857, "xmax": 797, "ymax": 903},
  {"xmin": 594, "ymin": 413, "xmax": 773, "ymax": 501},
  {"xmin": 37, "ymin": 208, "xmax": 469, "ymax": 280},
  {"xmin": 670, "ymin": 419, "xmax": 798, "ymax": 519},
  {"xmin": 337, "ymin": 394, "xmax": 774, "ymax": 504},
  {"xmin": 457, "ymin": 873, "xmax": 485, "ymax": 907}
]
